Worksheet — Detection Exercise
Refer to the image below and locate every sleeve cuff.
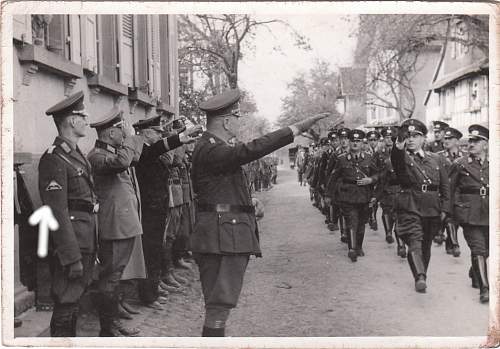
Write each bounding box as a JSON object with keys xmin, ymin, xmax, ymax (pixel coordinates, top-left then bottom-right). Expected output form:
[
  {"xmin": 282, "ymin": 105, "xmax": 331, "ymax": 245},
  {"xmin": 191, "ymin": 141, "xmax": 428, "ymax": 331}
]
[
  {"xmin": 288, "ymin": 125, "xmax": 300, "ymax": 137},
  {"xmin": 165, "ymin": 134, "xmax": 182, "ymax": 150}
]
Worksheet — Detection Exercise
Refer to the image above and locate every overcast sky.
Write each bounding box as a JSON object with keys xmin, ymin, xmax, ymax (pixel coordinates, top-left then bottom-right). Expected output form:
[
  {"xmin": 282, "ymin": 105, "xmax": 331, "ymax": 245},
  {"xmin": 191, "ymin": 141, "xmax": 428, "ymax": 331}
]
[{"xmin": 238, "ymin": 15, "xmax": 358, "ymax": 125}]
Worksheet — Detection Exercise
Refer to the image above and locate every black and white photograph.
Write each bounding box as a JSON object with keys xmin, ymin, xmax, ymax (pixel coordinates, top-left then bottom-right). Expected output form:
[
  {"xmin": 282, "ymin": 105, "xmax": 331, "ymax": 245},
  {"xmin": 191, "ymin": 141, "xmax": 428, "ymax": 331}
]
[{"xmin": 2, "ymin": 1, "xmax": 498, "ymax": 347}]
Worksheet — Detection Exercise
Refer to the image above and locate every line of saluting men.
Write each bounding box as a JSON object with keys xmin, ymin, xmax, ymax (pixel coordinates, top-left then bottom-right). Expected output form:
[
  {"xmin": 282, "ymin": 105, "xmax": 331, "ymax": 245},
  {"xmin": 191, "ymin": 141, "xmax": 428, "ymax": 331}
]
[
  {"xmin": 39, "ymin": 91, "xmax": 203, "ymax": 337},
  {"xmin": 297, "ymin": 119, "xmax": 489, "ymax": 302},
  {"xmin": 38, "ymin": 88, "xmax": 329, "ymax": 338}
]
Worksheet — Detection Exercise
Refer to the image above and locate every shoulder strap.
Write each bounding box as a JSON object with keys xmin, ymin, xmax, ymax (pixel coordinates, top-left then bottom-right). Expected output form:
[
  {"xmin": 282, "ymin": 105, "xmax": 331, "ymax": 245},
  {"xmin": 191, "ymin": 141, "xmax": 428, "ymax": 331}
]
[
  {"xmin": 459, "ymin": 161, "xmax": 488, "ymax": 187},
  {"xmin": 53, "ymin": 147, "xmax": 94, "ymax": 189}
]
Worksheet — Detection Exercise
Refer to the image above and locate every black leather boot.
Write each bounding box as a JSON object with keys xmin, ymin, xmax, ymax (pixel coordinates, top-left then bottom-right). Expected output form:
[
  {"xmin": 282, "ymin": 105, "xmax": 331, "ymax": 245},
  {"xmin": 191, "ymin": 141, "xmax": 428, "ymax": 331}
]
[
  {"xmin": 381, "ymin": 214, "xmax": 394, "ymax": 244},
  {"xmin": 50, "ymin": 303, "xmax": 77, "ymax": 337},
  {"xmin": 408, "ymin": 251, "xmax": 426, "ymax": 293},
  {"xmin": 445, "ymin": 223, "xmax": 460, "ymax": 257},
  {"xmin": 472, "ymin": 255, "xmax": 489, "ymax": 303},
  {"xmin": 348, "ymin": 228, "xmax": 357, "ymax": 262},
  {"xmin": 202, "ymin": 326, "xmax": 225, "ymax": 337},
  {"xmin": 340, "ymin": 216, "xmax": 348, "ymax": 243}
]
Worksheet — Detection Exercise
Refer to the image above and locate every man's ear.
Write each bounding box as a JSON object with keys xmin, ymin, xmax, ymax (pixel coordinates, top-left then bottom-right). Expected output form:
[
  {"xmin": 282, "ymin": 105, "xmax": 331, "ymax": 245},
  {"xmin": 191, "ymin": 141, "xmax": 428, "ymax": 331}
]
[{"xmin": 222, "ymin": 117, "xmax": 230, "ymax": 131}]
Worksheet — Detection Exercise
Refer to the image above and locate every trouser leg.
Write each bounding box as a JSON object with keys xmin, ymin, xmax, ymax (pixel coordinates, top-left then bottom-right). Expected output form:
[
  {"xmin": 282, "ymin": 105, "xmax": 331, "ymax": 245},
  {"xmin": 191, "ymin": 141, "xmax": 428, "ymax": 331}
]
[{"xmin": 195, "ymin": 254, "xmax": 249, "ymax": 336}]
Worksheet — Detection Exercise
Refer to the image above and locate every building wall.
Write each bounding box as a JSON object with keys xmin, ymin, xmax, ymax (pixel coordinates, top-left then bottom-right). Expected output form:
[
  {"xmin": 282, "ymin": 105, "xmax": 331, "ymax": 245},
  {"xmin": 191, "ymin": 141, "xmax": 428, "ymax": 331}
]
[{"xmin": 13, "ymin": 14, "xmax": 179, "ymax": 156}]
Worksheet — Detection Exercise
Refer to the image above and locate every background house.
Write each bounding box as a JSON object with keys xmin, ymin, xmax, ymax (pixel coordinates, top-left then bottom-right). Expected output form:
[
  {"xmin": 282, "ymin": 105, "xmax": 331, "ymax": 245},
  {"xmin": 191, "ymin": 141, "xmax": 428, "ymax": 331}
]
[{"xmin": 425, "ymin": 20, "xmax": 489, "ymax": 135}]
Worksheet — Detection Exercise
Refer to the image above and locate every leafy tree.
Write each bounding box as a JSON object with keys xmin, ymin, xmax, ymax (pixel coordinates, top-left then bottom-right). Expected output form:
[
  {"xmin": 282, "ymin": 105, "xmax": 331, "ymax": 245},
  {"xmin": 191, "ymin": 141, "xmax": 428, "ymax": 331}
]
[{"xmin": 277, "ymin": 61, "xmax": 342, "ymax": 141}]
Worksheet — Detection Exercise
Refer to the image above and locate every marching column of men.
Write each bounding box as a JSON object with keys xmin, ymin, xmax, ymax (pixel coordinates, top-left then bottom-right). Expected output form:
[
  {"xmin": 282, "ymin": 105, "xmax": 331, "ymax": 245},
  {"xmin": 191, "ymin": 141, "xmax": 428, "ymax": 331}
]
[
  {"xmin": 301, "ymin": 119, "xmax": 489, "ymax": 302},
  {"xmin": 39, "ymin": 91, "xmax": 202, "ymax": 337}
]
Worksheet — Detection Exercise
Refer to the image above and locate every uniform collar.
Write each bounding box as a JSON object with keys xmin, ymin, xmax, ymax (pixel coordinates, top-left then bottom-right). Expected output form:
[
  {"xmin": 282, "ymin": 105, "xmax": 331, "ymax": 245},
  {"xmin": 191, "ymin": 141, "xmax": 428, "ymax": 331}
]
[
  {"xmin": 95, "ymin": 139, "xmax": 118, "ymax": 154},
  {"xmin": 54, "ymin": 136, "xmax": 76, "ymax": 153},
  {"xmin": 408, "ymin": 149, "xmax": 425, "ymax": 159}
]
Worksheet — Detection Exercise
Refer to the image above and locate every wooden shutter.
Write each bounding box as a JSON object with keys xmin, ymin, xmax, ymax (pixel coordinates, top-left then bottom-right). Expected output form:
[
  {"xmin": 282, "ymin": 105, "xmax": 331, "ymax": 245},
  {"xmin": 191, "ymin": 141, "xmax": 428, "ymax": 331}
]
[
  {"xmin": 47, "ymin": 15, "xmax": 65, "ymax": 55},
  {"xmin": 68, "ymin": 15, "xmax": 81, "ymax": 65},
  {"xmin": 100, "ymin": 15, "xmax": 118, "ymax": 81},
  {"xmin": 135, "ymin": 15, "xmax": 149, "ymax": 93},
  {"xmin": 150, "ymin": 15, "xmax": 162, "ymax": 99},
  {"xmin": 80, "ymin": 15, "xmax": 97, "ymax": 73},
  {"xmin": 119, "ymin": 15, "xmax": 134, "ymax": 86},
  {"xmin": 159, "ymin": 15, "xmax": 170, "ymax": 105},
  {"xmin": 13, "ymin": 15, "xmax": 32, "ymax": 44},
  {"xmin": 168, "ymin": 15, "xmax": 179, "ymax": 114}
]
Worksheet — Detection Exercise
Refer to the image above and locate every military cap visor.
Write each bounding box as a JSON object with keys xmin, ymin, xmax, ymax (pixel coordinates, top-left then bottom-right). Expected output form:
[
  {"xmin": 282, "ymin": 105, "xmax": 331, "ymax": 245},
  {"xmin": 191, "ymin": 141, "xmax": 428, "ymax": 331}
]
[
  {"xmin": 367, "ymin": 131, "xmax": 380, "ymax": 140},
  {"xmin": 381, "ymin": 126, "xmax": 398, "ymax": 137},
  {"xmin": 199, "ymin": 89, "xmax": 241, "ymax": 117},
  {"xmin": 401, "ymin": 118, "xmax": 427, "ymax": 136},
  {"xmin": 468, "ymin": 124, "xmax": 489, "ymax": 140},
  {"xmin": 348, "ymin": 129, "xmax": 366, "ymax": 141},
  {"xmin": 90, "ymin": 108, "xmax": 124, "ymax": 131},
  {"xmin": 338, "ymin": 128, "xmax": 351, "ymax": 138},
  {"xmin": 443, "ymin": 127, "xmax": 463, "ymax": 140},
  {"xmin": 432, "ymin": 120, "xmax": 449, "ymax": 131},
  {"xmin": 45, "ymin": 91, "xmax": 87, "ymax": 118},
  {"xmin": 133, "ymin": 115, "xmax": 162, "ymax": 131}
]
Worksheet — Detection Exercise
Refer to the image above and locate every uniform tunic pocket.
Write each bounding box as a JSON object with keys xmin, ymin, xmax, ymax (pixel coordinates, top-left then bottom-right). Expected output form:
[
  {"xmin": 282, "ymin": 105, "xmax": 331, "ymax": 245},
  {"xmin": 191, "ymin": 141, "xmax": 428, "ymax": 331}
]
[{"xmin": 218, "ymin": 213, "xmax": 256, "ymax": 253}]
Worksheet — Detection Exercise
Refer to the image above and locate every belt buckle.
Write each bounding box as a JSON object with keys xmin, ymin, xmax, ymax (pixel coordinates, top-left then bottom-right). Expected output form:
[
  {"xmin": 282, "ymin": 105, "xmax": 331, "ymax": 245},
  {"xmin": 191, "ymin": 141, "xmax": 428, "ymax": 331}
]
[
  {"xmin": 480, "ymin": 187, "xmax": 487, "ymax": 196},
  {"xmin": 216, "ymin": 204, "xmax": 230, "ymax": 213},
  {"xmin": 421, "ymin": 184, "xmax": 428, "ymax": 193},
  {"xmin": 93, "ymin": 203, "xmax": 100, "ymax": 213}
]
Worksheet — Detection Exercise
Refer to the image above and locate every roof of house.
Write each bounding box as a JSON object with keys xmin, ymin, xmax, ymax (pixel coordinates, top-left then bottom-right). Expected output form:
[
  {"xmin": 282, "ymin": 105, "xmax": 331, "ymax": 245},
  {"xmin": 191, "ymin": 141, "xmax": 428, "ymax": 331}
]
[
  {"xmin": 429, "ymin": 58, "xmax": 489, "ymax": 91},
  {"xmin": 339, "ymin": 67, "xmax": 366, "ymax": 96}
]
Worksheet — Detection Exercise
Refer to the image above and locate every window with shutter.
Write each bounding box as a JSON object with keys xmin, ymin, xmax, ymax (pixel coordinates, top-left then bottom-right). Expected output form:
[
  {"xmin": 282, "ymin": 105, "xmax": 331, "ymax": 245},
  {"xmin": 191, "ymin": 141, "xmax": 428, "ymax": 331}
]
[
  {"xmin": 13, "ymin": 15, "xmax": 32, "ymax": 44},
  {"xmin": 80, "ymin": 15, "xmax": 98, "ymax": 73},
  {"xmin": 47, "ymin": 15, "xmax": 65, "ymax": 56},
  {"xmin": 159, "ymin": 15, "xmax": 170, "ymax": 105},
  {"xmin": 135, "ymin": 15, "xmax": 149, "ymax": 93},
  {"xmin": 99, "ymin": 15, "xmax": 118, "ymax": 82},
  {"xmin": 150, "ymin": 15, "xmax": 162, "ymax": 99},
  {"xmin": 119, "ymin": 14, "xmax": 134, "ymax": 86},
  {"xmin": 68, "ymin": 15, "xmax": 81, "ymax": 65}
]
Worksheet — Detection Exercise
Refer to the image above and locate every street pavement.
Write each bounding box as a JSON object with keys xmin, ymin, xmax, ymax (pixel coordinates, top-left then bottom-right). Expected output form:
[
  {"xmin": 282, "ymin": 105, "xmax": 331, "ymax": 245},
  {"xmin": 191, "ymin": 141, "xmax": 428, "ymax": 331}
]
[{"xmin": 17, "ymin": 165, "xmax": 490, "ymax": 338}]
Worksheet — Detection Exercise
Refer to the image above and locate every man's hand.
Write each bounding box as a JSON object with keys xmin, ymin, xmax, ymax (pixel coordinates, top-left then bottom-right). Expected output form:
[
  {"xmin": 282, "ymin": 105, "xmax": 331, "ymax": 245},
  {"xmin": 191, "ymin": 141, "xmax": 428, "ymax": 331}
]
[
  {"xmin": 324, "ymin": 196, "xmax": 332, "ymax": 206},
  {"xmin": 394, "ymin": 126, "xmax": 408, "ymax": 149},
  {"xmin": 122, "ymin": 121, "xmax": 136, "ymax": 138},
  {"xmin": 252, "ymin": 197, "xmax": 265, "ymax": 221},
  {"xmin": 292, "ymin": 113, "xmax": 330, "ymax": 134},
  {"xmin": 179, "ymin": 125, "xmax": 203, "ymax": 144},
  {"xmin": 440, "ymin": 211, "xmax": 447, "ymax": 222},
  {"xmin": 357, "ymin": 177, "xmax": 373, "ymax": 186},
  {"xmin": 67, "ymin": 260, "xmax": 83, "ymax": 279}
]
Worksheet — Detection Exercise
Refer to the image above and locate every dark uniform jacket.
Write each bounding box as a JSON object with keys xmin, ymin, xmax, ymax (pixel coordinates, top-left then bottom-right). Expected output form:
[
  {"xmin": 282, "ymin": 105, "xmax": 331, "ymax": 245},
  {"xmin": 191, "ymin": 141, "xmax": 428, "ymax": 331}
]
[
  {"xmin": 425, "ymin": 140, "xmax": 444, "ymax": 153},
  {"xmin": 449, "ymin": 155, "xmax": 489, "ymax": 226},
  {"xmin": 373, "ymin": 147, "xmax": 400, "ymax": 205},
  {"xmin": 391, "ymin": 147, "xmax": 450, "ymax": 217},
  {"xmin": 87, "ymin": 136, "xmax": 144, "ymax": 240},
  {"xmin": 38, "ymin": 136, "xmax": 97, "ymax": 266},
  {"xmin": 326, "ymin": 151, "xmax": 379, "ymax": 204},
  {"xmin": 437, "ymin": 149, "xmax": 466, "ymax": 174},
  {"xmin": 135, "ymin": 137, "xmax": 182, "ymax": 215},
  {"xmin": 190, "ymin": 128, "xmax": 294, "ymax": 256}
]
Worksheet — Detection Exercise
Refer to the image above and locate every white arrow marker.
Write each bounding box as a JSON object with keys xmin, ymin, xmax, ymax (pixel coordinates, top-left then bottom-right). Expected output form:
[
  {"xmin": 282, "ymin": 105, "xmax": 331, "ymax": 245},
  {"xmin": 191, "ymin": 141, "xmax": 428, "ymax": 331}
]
[{"xmin": 28, "ymin": 205, "xmax": 59, "ymax": 258}]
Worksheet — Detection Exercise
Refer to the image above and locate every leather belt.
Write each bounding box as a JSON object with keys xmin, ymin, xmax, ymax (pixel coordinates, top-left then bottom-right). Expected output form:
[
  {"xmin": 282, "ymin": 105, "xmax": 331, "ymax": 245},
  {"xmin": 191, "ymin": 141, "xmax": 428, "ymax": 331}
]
[
  {"xmin": 197, "ymin": 203, "xmax": 255, "ymax": 214},
  {"xmin": 68, "ymin": 200, "xmax": 99, "ymax": 213},
  {"xmin": 169, "ymin": 179, "xmax": 182, "ymax": 185},
  {"xmin": 401, "ymin": 184, "xmax": 438, "ymax": 193},
  {"xmin": 460, "ymin": 187, "xmax": 489, "ymax": 196}
]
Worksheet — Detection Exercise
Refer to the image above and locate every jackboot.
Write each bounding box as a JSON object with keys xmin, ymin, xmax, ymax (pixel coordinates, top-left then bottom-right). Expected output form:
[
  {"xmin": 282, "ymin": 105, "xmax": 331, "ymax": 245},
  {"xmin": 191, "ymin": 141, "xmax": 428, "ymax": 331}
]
[
  {"xmin": 340, "ymin": 216, "xmax": 348, "ymax": 243},
  {"xmin": 408, "ymin": 251, "xmax": 426, "ymax": 293},
  {"xmin": 50, "ymin": 303, "xmax": 78, "ymax": 337},
  {"xmin": 472, "ymin": 255, "xmax": 489, "ymax": 303},
  {"xmin": 433, "ymin": 228, "xmax": 445, "ymax": 245},
  {"xmin": 356, "ymin": 228, "xmax": 365, "ymax": 257},
  {"xmin": 348, "ymin": 228, "xmax": 357, "ymax": 262},
  {"xmin": 202, "ymin": 326, "xmax": 225, "ymax": 337},
  {"xmin": 395, "ymin": 231, "xmax": 406, "ymax": 258},
  {"xmin": 117, "ymin": 301, "xmax": 133, "ymax": 320},
  {"xmin": 381, "ymin": 214, "xmax": 395, "ymax": 244},
  {"xmin": 120, "ymin": 299, "xmax": 141, "ymax": 315},
  {"xmin": 445, "ymin": 223, "xmax": 460, "ymax": 257}
]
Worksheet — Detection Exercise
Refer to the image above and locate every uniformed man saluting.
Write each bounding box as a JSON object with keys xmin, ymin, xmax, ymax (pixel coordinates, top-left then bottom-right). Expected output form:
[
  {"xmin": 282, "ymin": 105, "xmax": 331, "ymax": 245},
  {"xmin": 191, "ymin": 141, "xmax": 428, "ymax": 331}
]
[
  {"xmin": 39, "ymin": 91, "xmax": 98, "ymax": 336},
  {"xmin": 326, "ymin": 129, "xmax": 379, "ymax": 262},
  {"xmin": 87, "ymin": 108, "xmax": 144, "ymax": 336},
  {"xmin": 190, "ymin": 88, "xmax": 328, "ymax": 337},
  {"xmin": 391, "ymin": 119, "xmax": 450, "ymax": 293},
  {"xmin": 449, "ymin": 124, "xmax": 489, "ymax": 303}
]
